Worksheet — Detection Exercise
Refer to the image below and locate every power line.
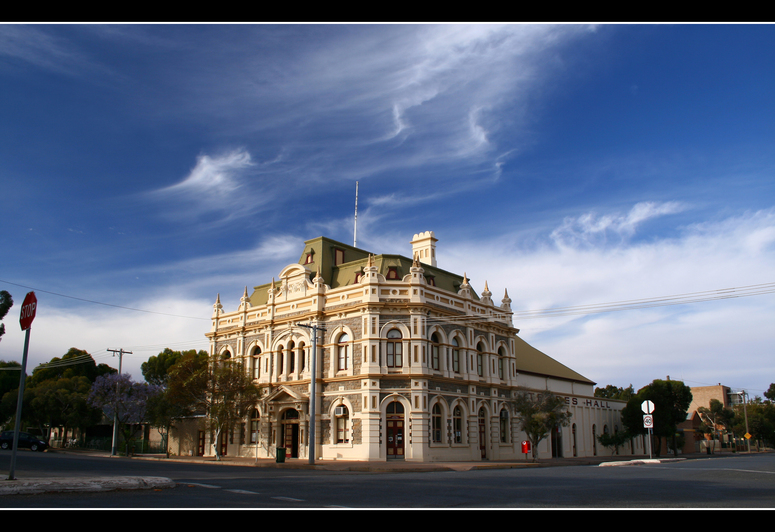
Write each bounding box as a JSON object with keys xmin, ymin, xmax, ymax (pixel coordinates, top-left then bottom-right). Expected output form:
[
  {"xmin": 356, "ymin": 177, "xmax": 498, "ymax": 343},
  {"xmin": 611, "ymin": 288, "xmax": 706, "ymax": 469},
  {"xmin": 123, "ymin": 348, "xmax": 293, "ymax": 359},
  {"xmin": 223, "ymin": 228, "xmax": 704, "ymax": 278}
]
[{"xmin": 0, "ymin": 279, "xmax": 210, "ymax": 321}]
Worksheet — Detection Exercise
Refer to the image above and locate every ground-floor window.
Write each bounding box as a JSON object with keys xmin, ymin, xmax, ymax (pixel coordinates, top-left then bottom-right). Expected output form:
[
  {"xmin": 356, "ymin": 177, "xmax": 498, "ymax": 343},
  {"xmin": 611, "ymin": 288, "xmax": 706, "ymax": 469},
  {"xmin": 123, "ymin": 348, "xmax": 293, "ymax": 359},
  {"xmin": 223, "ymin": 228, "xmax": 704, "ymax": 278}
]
[
  {"xmin": 336, "ymin": 406, "xmax": 350, "ymax": 443},
  {"xmin": 432, "ymin": 404, "xmax": 443, "ymax": 443},
  {"xmin": 453, "ymin": 406, "xmax": 464, "ymax": 443},
  {"xmin": 499, "ymin": 409, "xmax": 509, "ymax": 443}
]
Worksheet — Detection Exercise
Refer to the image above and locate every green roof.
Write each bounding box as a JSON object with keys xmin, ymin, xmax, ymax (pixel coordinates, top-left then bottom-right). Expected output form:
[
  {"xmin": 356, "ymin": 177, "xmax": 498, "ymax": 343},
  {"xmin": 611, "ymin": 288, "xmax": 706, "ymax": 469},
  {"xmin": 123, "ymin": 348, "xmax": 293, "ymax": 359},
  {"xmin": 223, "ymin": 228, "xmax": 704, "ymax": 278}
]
[
  {"xmin": 513, "ymin": 335, "xmax": 595, "ymax": 385},
  {"xmin": 249, "ymin": 236, "xmax": 478, "ymax": 305}
]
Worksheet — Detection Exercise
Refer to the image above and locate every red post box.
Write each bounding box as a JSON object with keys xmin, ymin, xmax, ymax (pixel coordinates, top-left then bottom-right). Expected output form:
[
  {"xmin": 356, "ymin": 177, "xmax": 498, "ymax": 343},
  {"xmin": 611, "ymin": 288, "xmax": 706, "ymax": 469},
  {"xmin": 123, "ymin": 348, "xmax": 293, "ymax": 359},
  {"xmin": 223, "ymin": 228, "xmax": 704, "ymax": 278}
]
[{"xmin": 521, "ymin": 440, "xmax": 531, "ymax": 454}]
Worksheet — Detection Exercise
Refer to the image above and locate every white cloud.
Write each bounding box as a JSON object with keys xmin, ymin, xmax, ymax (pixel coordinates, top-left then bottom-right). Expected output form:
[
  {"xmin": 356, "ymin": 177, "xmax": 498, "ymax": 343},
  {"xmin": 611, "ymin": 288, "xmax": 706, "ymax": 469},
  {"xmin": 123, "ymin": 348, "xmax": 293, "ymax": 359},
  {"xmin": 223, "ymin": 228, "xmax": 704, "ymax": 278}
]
[
  {"xmin": 439, "ymin": 205, "xmax": 775, "ymax": 395},
  {"xmin": 550, "ymin": 201, "xmax": 687, "ymax": 247},
  {"xmin": 159, "ymin": 149, "xmax": 253, "ymax": 200}
]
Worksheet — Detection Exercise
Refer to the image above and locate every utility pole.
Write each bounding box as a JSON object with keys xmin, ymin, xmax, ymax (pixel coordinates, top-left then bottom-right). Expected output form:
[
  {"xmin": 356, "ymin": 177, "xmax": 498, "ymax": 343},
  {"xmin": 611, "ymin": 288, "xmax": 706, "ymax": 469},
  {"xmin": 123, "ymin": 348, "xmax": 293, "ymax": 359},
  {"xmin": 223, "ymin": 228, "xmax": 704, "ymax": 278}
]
[
  {"xmin": 297, "ymin": 322, "xmax": 324, "ymax": 465},
  {"xmin": 739, "ymin": 390, "xmax": 751, "ymax": 453},
  {"xmin": 107, "ymin": 348, "xmax": 132, "ymax": 456}
]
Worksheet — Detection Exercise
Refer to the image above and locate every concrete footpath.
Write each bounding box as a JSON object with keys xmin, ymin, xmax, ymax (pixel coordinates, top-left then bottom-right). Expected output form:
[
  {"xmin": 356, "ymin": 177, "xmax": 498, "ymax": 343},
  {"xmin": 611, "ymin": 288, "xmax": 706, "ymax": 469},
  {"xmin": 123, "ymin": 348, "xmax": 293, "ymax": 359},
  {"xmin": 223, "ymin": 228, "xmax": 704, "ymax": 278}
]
[{"xmin": 0, "ymin": 449, "xmax": 744, "ymax": 496}]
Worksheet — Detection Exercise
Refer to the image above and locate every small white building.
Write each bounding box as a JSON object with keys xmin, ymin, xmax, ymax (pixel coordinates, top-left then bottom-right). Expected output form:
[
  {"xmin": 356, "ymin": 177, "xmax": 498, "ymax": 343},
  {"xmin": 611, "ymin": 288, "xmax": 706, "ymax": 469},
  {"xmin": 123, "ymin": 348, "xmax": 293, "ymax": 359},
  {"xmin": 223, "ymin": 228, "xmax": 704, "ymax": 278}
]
[{"xmin": 187, "ymin": 232, "xmax": 640, "ymax": 461}]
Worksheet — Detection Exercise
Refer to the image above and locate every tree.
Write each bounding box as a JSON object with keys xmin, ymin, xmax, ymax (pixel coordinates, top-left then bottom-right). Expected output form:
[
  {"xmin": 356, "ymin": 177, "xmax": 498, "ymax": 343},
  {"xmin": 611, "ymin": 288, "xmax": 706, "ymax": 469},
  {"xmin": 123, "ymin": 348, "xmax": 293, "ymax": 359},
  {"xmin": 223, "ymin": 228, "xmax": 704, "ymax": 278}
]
[
  {"xmin": 142, "ymin": 349, "xmax": 209, "ymax": 457},
  {"xmin": 2, "ymin": 349, "xmax": 113, "ymax": 441},
  {"xmin": 88, "ymin": 373, "xmax": 161, "ymax": 450},
  {"xmin": 697, "ymin": 398, "xmax": 735, "ymax": 452},
  {"xmin": 621, "ymin": 379, "xmax": 692, "ymax": 457},
  {"xmin": 166, "ymin": 353, "xmax": 259, "ymax": 460},
  {"xmin": 142, "ymin": 348, "xmax": 208, "ymax": 386},
  {"xmin": 29, "ymin": 376, "xmax": 102, "ymax": 442},
  {"xmin": 28, "ymin": 348, "xmax": 115, "ymax": 387},
  {"xmin": 513, "ymin": 390, "xmax": 572, "ymax": 460},
  {"xmin": 597, "ymin": 429, "xmax": 630, "ymax": 455},
  {"xmin": 595, "ymin": 384, "xmax": 635, "ymax": 401},
  {"xmin": 764, "ymin": 383, "xmax": 775, "ymax": 403},
  {"xmin": 0, "ymin": 290, "xmax": 12, "ymax": 343}
]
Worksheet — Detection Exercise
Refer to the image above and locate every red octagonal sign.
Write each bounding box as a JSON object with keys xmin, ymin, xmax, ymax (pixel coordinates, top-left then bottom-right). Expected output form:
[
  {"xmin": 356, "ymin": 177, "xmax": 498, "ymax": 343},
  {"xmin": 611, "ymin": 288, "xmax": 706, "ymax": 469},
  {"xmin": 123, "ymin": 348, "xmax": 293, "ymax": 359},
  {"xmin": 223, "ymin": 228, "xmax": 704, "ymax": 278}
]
[{"xmin": 19, "ymin": 291, "xmax": 37, "ymax": 331}]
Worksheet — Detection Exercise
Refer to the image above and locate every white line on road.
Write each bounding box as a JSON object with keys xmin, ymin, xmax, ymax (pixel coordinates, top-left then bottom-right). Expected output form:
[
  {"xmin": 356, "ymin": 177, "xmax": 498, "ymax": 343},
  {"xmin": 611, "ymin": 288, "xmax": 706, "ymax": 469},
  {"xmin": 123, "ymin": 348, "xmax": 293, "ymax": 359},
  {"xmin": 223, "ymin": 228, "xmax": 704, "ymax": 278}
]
[{"xmin": 272, "ymin": 496, "xmax": 305, "ymax": 502}]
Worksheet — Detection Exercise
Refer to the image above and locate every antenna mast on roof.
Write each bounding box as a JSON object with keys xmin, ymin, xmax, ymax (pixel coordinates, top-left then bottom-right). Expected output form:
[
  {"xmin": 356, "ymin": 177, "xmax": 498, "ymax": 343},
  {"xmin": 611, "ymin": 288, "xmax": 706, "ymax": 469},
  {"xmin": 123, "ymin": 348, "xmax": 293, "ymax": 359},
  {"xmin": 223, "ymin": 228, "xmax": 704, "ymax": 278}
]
[{"xmin": 353, "ymin": 181, "xmax": 359, "ymax": 248}]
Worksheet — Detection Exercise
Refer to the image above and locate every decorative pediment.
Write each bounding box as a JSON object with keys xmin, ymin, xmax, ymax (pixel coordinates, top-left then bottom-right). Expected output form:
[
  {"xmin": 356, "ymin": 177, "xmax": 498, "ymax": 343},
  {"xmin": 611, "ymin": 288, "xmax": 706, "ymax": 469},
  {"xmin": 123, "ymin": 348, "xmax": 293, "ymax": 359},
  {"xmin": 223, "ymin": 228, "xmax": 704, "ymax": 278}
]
[
  {"xmin": 264, "ymin": 385, "xmax": 309, "ymax": 404},
  {"xmin": 276, "ymin": 263, "xmax": 314, "ymax": 301}
]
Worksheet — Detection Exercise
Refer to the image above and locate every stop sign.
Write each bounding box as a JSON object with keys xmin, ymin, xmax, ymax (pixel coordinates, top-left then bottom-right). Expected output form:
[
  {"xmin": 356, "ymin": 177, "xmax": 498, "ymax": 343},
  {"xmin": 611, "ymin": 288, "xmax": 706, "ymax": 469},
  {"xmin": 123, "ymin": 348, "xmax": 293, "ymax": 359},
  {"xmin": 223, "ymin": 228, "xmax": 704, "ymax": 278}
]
[{"xmin": 19, "ymin": 292, "xmax": 37, "ymax": 331}]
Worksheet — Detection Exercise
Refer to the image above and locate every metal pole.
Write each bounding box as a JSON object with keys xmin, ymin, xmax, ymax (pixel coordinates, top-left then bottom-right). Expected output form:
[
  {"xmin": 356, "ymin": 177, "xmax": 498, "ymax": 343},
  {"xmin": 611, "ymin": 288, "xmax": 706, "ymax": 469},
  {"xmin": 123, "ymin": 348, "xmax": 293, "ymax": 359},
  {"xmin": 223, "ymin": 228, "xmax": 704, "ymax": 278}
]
[
  {"xmin": 107, "ymin": 348, "xmax": 131, "ymax": 456},
  {"xmin": 741, "ymin": 391, "xmax": 751, "ymax": 453},
  {"xmin": 309, "ymin": 326, "xmax": 317, "ymax": 465},
  {"xmin": 298, "ymin": 322, "xmax": 323, "ymax": 465},
  {"xmin": 7, "ymin": 327, "xmax": 31, "ymax": 481}
]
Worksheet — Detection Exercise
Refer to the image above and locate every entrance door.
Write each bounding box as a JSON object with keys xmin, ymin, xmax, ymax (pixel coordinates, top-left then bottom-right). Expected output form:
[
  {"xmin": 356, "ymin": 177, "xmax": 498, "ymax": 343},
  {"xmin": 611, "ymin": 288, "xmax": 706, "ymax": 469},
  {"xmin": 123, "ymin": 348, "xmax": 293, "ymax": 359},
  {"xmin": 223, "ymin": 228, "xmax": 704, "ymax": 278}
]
[
  {"xmin": 281, "ymin": 409, "xmax": 300, "ymax": 458},
  {"xmin": 551, "ymin": 425, "xmax": 563, "ymax": 458},
  {"xmin": 386, "ymin": 401, "xmax": 405, "ymax": 459},
  {"xmin": 478, "ymin": 407, "xmax": 487, "ymax": 459},
  {"xmin": 197, "ymin": 431, "xmax": 205, "ymax": 456}
]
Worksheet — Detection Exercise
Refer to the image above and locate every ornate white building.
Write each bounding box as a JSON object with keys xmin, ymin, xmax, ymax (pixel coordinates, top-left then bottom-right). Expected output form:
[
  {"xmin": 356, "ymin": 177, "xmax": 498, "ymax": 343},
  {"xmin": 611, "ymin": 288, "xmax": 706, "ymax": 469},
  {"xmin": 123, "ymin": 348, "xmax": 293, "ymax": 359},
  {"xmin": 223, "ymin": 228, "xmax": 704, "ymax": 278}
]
[{"xmin": 194, "ymin": 232, "xmax": 640, "ymax": 461}]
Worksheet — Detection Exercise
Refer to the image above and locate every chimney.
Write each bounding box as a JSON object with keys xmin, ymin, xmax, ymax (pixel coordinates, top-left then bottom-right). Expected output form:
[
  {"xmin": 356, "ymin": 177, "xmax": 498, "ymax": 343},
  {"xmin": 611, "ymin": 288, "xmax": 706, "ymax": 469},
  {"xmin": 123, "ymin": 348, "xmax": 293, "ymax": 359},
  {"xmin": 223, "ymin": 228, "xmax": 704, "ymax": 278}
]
[{"xmin": 411, "ymin": 231, "xmax": 437, "ymax": 268}]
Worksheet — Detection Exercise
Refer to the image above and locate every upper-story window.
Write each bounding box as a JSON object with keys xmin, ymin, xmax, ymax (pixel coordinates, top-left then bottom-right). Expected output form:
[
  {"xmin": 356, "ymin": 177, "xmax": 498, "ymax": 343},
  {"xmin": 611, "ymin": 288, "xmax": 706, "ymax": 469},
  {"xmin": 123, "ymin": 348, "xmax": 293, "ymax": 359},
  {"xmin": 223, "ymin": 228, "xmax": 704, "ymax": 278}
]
[
  {"xmin": 386, "ymin": 329, "xmax": 403, "ymax": 368},
  {"xmin": 334, "ymin": 248, "xmax": 345, "ymax": 266},
  {"xmin": 337, "ymin": 333, "xmax": 349, "ymax": 371},
  {"xmin": 305, "ymin": 252, "xmax": 314, "ymax": 264},
  {"xmin": 430, "ymin": 333, "xmax": 441, "ymax": 371},
  {"xmin": 451, "ymin": 338, "xmax": 460, "ymax": 373},
  {"xmin": 426, "ymin": 276, "xmax": 436, "ymax": 286},
  {"xmin": 386, "ymin": 267, "xmax": 399, "ymax": 280},
  {"xmin": 477, "ymin": 342, "xmax": 486, "ymax": 377}
]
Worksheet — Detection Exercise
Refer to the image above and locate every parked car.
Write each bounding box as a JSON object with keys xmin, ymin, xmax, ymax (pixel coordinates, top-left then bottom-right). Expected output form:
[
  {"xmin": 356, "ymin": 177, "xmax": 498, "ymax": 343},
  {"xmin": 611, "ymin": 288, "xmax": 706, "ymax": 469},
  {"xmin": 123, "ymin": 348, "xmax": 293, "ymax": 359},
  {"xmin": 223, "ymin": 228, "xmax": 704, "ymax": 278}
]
[{"xmin": 0, "ymin": 431, "xmax": 48, "ymax": 452}]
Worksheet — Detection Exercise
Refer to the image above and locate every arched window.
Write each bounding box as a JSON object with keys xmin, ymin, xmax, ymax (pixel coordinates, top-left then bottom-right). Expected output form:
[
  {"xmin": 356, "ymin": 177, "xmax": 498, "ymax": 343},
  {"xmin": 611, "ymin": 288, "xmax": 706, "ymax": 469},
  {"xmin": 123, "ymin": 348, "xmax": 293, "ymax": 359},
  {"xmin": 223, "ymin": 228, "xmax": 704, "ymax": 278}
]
[
  {"xmin": 277, "ymin": 345, "xmax": 284, "ymax": 376},
  {"xmin": 336, "ymin": 405, "xmax": 349, "ymax": 443},
  {"xmin": 476, "ymin": 342, "xmax": 485, "ymax": 377},
  {"xmin": 572, "ymin": 423, "xmax": 578, "ymax": 457},
  {"xmin": 299, "ymin": 342, "xmax": 306, "ymax": 372},
  {"xmin": 251, "ymin": 346, "xmax": 262, "ymax": 379},
  {"xmin": 499, "ymin": 408, "xmax": 509, "ymax": 443},
  {"xmin": 432, "ymin": 403, "xmax": 443, "ymax": 443},
  {"xmin": 453, "ymin": 405, "xmax": 464, "ymax": 443},
  {"xmin": 288, "ymin": 341, "xmax": 295, "ymax": 373},
  {"xmin": 337, "ymin": 333, "xmax": 349, "ymax": 371},
  {"xmin": 430, "ymin": 333, "xmax": 441, "ymax": 371},
  {"xmin": 250, "ymin": 410, "xmax": 260, "ymax": 444},
  {"xmin": 498, "ymin": 347, "xmax": 505, "ymax": 380},
  {"xmin": 386, "ymin": 329, "xmax": 403, "ymax": 368},
  {"xmin": 451, "ymin": 338, "xmax": 461, "ymax": 373}
]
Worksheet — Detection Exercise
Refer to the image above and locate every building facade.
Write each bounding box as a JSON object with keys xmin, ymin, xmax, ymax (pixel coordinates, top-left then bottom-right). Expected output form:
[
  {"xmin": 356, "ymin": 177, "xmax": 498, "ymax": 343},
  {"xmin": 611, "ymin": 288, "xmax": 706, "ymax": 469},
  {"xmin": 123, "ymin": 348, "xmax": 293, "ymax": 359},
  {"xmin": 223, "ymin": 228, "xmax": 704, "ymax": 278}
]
[{"xmin": 197, "ymin": 232, "xmax": 641, "ymax": 461}]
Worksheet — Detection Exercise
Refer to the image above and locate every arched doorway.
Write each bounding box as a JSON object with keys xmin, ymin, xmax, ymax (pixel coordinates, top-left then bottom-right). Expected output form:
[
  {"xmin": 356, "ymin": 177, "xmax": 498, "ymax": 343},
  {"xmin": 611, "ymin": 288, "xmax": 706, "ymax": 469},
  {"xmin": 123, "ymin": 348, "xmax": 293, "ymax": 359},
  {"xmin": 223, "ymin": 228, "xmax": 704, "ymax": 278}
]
[
  {"xmin": 281, "ymin": 409, "xmax": 300, "ymax": 458},
  {"xmin": 386, "ymin": 401, "xmax": 405, "ymax": 459},
  {"xmin": 551, "ymin": 425, "xmax": 563, "ymax": 458},
  {"xmin": 478, "ymin": 407, "xmax": 487, "ymax": 459}
]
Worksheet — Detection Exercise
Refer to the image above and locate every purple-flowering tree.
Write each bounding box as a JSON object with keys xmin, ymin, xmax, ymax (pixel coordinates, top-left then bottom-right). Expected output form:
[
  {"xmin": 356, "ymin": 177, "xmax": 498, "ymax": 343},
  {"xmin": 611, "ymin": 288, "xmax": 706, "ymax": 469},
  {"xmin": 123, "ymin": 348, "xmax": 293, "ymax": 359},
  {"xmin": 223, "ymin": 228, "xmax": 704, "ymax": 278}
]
[{"xmin": 89, "ymin": 373, "xmax": 161, "ymax": 447}]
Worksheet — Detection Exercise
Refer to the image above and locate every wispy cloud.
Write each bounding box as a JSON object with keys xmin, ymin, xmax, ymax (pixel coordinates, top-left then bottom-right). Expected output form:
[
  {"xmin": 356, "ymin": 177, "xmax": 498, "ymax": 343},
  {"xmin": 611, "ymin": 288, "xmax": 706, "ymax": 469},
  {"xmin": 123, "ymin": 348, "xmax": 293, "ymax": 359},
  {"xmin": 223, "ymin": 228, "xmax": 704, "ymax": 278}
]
[
  {"xmin": 160, "ymin": 149, "xmax": 253, "ymax": 198},
  {"xmin": 550, "ymin": 201, "xmax": 687, "ymax": 247},
  {"xmin": 439, "ymin": 205, "xmax": 775, "ymax": 392}
]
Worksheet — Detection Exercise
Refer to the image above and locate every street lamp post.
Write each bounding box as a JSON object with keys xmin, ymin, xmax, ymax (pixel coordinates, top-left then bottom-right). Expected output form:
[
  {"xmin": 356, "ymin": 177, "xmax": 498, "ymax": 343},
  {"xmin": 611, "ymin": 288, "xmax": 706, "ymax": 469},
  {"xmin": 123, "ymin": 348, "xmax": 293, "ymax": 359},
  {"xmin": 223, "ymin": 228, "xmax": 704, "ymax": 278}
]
[{"xmin": 297, "ymin": 322, "xmax": 324, "ymax": 466}]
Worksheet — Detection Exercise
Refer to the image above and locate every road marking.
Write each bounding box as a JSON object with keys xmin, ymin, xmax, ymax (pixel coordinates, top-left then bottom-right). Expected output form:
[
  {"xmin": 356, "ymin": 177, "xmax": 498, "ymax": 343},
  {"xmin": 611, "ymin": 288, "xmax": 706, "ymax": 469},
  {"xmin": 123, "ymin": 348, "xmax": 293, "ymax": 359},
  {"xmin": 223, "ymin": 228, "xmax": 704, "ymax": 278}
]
[
  {"xmin": 185, "ymin": 483, "xmax": 222, "ymax": 489},
  {"xmin": 272, "ymin": 496, "xmax": 305, "ymax": 502},
  {"xmin": 226, "ymin": 489, "xmax": 261, "ymax": 495}
]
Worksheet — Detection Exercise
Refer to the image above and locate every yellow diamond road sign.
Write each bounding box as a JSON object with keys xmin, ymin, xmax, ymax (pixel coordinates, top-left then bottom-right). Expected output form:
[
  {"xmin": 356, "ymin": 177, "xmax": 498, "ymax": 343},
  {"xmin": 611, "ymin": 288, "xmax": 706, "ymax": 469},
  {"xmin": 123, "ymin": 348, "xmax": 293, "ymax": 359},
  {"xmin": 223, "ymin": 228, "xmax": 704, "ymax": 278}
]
[{"xmin": 745, "ymin": 433, "xmax": 752, "ymax": 439}]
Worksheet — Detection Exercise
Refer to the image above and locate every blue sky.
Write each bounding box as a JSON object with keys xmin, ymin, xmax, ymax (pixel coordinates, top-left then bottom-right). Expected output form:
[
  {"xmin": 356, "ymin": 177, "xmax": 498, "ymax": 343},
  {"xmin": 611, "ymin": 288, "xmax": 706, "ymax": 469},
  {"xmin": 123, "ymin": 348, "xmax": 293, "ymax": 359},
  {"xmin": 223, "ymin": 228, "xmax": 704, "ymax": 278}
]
[{"xmin": 1, "ymin": 24, "xmax": 774, "ymax": 397}]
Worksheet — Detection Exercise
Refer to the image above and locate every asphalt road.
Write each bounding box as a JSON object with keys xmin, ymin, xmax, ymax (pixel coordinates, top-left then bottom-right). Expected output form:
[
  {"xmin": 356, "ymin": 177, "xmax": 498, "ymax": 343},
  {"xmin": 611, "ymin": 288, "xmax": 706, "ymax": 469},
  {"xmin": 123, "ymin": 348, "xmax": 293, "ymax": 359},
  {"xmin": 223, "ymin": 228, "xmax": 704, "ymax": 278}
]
[{"xmin": 2, "ymin": 451, "xmax": 774, "ymax": 508}]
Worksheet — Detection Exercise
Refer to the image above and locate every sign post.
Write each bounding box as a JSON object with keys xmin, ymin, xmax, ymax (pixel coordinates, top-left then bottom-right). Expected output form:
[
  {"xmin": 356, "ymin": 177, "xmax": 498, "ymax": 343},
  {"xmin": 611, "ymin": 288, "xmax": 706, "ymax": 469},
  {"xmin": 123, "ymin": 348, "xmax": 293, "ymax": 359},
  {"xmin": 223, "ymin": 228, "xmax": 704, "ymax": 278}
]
[
  {"xmin": 642, "ymin": 400, "xmax": 655, "ymax": 460},
  {"xmin": 8, "ymin": 292, "xmax": 37, "ymax": 480}
]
